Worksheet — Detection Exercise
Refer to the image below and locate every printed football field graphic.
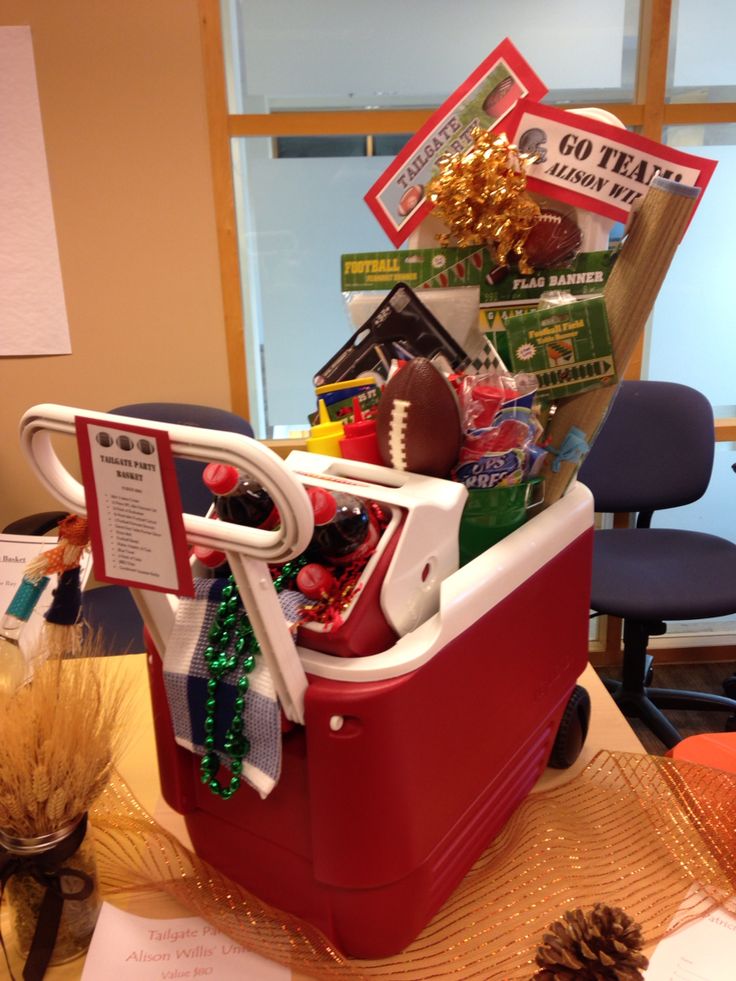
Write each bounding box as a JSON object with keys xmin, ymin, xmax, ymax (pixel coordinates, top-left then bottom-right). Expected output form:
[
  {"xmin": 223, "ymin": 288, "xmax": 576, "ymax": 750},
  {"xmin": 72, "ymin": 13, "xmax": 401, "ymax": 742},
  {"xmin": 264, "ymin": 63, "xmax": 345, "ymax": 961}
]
[{"xmin": 534, "ymin": 357, "xmax": 615, "ymax": 393}]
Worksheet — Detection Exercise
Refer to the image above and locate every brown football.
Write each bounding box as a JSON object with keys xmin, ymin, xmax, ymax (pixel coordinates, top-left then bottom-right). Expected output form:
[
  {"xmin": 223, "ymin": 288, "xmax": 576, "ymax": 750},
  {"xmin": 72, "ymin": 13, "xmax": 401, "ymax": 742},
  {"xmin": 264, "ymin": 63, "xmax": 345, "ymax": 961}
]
[
  {"xmin": 376, "ymin": 358, "xmax": 463, "ymax": 478},
  {"xmin": 523, "ymin": 209, "xmax": 582, "ymax": 268}
]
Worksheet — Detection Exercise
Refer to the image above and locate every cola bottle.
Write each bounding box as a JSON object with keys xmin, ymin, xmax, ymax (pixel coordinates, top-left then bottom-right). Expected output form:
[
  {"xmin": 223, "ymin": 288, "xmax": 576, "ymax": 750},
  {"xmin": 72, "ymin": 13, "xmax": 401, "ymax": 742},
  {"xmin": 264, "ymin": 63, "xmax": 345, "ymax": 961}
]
[
  {"xmin": 306, "ymin": 486, "xmax": 378, "ymax": 565},
  {"xmin": 202, "ymin": 463, "xmax": 279, "ymax": 529},
  {"xmin": 192, "ymin": 543, "xmax": 230, "ymax": 578}
]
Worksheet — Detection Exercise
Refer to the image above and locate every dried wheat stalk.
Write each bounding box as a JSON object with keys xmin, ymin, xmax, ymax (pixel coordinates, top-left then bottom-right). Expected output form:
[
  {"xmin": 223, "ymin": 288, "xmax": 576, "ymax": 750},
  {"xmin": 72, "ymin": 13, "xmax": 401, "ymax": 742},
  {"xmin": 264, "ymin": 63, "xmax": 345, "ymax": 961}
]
[{"xmin": 0, "ymin": 635, "xmax": 129, "ymax": 836}]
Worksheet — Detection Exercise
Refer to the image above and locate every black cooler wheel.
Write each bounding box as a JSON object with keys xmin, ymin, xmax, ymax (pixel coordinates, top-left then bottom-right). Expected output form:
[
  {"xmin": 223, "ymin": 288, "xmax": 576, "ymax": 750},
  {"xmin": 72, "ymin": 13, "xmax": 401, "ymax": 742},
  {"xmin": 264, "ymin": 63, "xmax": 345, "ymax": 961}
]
[{"xmin": 548, "ymin": 684, "xmax": 591, "ymax": 769}]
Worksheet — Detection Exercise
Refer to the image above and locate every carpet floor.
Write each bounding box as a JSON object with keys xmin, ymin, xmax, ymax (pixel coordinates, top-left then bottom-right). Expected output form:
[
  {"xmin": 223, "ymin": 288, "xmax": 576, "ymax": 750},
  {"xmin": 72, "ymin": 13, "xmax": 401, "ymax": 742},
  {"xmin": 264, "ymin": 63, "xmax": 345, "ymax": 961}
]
[{"xmin": 595, "ymin": 660, "xmax": 736, "ymax": 755}]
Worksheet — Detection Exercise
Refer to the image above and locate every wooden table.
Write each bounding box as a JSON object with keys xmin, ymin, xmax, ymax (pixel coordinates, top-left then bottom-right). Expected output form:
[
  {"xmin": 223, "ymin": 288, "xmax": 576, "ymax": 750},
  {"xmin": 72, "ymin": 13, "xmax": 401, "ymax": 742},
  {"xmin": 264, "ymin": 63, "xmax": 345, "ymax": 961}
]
[{"xmin": 33, "ymin": 656, "xmax": 643, "ymax": 978}]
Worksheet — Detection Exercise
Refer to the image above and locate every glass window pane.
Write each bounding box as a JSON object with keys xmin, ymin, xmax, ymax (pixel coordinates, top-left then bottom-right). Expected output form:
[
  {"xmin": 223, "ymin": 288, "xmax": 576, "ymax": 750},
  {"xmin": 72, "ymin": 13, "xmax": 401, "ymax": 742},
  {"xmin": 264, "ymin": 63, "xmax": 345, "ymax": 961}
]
[
  {"xmin": 234, "ymin": 139, "xmax": 399, "ymax": 435},
  {"xmin": 646, "ymin": 124, "xmax": 736, "ymax": 637},
  {"xmin": 372, "ymin": 133, "xmax": 413, "ymax": 157},
  {"xmin": 223, "ymin": 0, "xmax": 641, "ymax": 434},
  {"xmin": 647, "ymin": 124, "xmax": 735, "ymax": 412},
  {"xmin": 224, "ymin": 0, "xmax": 639, "ymax": 111},
  {"xmin": 667, "ymin": 0, "xmax": 736, "ymax": 102},
  {"xmin": 275, "ymin": 135, "xmax": 367, "ymax": 158}
]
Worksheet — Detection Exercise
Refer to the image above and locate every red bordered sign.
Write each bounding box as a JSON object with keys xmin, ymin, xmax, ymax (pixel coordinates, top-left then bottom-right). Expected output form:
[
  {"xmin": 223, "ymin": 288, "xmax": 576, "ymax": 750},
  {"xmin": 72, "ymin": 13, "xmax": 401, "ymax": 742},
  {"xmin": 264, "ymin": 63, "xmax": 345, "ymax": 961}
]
[
  {"xmin": 364, "ymin": 39, "xmax": 546, "ymax": 247},
  {"xmin": 496, "ymin": 100, "xmax": 717, "ymax": 223},
  {"xmin": 76, "ymin": 416, "xmax": 194, "ymax": 597}
]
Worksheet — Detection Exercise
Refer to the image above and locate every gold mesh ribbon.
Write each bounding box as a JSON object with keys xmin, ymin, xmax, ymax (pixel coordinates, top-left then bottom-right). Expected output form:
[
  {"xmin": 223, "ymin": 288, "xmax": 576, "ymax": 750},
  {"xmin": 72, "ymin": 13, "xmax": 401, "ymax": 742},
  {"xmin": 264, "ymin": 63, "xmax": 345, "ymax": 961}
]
[{"xmin": 90, "ymin": 751, "xmax": 736, "ymax": 979}]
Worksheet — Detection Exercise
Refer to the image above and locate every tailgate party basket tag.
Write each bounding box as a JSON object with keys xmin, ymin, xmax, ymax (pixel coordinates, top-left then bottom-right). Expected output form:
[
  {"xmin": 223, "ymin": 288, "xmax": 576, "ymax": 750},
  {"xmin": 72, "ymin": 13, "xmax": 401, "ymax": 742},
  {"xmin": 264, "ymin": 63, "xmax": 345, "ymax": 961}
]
[{"xmin": 364, "ymin": 39, "xmax": 546, "ymax": 247}]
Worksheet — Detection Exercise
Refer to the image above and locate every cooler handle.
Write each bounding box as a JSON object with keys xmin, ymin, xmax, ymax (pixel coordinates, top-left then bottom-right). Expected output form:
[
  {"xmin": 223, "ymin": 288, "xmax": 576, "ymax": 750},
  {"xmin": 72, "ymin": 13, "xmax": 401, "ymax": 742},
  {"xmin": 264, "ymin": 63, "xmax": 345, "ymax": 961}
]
[{"xmin": 19, "ymin": 403, "xmax": 314, "ymax": 723}]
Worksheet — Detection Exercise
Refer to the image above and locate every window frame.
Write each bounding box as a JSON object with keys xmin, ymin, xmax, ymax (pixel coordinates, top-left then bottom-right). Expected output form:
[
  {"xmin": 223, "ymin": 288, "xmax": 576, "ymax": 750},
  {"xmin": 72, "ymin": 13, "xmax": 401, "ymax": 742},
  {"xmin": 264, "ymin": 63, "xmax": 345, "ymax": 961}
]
[{"xmin": 199, "ymin": 0, "xmax": 736, "ymax": 663}]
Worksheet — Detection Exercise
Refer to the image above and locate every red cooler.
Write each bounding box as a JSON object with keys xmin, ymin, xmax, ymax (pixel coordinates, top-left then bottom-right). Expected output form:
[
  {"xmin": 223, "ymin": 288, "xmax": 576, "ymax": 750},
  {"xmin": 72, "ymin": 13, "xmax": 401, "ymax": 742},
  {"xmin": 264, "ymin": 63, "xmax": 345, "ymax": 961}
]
[{"xmin": 21, "ymin": 405, "xmax": 594, "ymax": 958}]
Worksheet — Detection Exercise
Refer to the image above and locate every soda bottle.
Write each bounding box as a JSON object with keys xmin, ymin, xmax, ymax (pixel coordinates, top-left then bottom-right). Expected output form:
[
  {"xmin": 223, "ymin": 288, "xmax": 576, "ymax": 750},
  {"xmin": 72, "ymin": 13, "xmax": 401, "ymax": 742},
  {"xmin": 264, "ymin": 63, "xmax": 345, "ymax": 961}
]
[
  {"xmin": 192, "ymin": 543, "xmax": 230, "ymax": 578},
  {"xmin": 203, "ymin": 463, "xmax": 279, "ymax": 529},
  {"xmin": 306, "ymin": 486, "xmax": 378, "ymax": 565}
]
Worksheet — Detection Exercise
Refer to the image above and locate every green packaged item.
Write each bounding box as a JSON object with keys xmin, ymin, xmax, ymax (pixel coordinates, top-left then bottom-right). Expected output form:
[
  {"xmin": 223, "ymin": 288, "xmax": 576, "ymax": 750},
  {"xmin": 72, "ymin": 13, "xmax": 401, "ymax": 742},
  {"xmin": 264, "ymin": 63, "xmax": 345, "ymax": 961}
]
[{"xmin": 504, "ymin": 297, "xmax": 617, "ymax": 400}]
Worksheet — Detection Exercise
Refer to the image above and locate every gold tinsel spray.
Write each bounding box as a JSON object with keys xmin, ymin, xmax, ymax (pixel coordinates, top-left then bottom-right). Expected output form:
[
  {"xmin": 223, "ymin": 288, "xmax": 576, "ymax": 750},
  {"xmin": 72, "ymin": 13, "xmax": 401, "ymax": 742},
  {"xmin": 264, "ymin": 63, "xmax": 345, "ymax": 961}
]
[{"xmin": 426, "ymin": 129, "xmax": 542, "ymax": 273}]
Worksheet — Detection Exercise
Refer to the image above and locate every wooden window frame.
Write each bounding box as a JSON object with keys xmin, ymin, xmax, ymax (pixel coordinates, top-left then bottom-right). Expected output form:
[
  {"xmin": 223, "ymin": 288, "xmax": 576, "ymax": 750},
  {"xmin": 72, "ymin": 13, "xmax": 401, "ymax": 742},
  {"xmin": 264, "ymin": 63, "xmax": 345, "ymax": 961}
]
[{"xmin": 199, "ymin": 0, "xmax": 736, "ymax": 664}]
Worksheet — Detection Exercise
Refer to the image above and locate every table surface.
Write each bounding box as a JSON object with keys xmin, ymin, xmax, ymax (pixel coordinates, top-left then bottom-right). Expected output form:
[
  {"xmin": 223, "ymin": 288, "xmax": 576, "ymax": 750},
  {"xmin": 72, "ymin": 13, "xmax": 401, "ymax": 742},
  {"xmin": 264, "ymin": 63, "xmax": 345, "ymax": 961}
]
[{"xmin": 37, "ymin": 655, "xmax": 644, "ymax": 979}]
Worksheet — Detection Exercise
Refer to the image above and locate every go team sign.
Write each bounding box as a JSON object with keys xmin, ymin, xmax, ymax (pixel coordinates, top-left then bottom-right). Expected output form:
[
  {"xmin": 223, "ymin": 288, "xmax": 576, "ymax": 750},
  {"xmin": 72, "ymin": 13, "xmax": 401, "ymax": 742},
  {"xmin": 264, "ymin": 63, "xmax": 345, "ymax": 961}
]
[{"xmin": 498, "ymin": 100, "xmax": 717, "ymax": 223}]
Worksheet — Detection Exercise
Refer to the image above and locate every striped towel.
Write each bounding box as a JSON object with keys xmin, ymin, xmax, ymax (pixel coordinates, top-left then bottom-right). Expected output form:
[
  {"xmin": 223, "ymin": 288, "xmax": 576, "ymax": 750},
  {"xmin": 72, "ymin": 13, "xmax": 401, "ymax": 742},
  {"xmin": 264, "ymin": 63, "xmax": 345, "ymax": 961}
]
[{"xmin": 163, "ymin": 578, "xmax": 304, "ymax": 799}]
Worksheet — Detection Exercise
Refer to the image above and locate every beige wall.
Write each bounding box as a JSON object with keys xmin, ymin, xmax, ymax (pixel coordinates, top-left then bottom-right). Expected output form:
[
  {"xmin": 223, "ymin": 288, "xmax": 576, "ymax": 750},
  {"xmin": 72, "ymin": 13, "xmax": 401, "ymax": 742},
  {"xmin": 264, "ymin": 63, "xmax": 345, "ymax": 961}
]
[{"xmin": 0, "ymin": 0, "xmax": 233, "ymax": 529}]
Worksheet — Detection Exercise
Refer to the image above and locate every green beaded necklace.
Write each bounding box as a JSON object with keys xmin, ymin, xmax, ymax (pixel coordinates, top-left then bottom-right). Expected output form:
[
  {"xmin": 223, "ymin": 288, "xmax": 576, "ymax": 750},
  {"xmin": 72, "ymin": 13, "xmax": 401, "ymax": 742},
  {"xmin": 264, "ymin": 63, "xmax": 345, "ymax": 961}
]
[{"xmin": 199, "ymin": 560, "xmax": 305, "ymax": 800}]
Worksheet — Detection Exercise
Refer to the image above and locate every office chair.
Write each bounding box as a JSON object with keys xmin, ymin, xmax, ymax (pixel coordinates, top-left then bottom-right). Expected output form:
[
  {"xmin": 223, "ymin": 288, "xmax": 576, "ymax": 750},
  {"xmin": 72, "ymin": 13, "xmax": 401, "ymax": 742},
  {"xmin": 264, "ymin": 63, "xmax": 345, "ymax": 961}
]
[
  {"xmin": 6, "ymin": 403, "xmax": 253, "ymax": 653},
  {"xmin": 577, "ymin": 380, "xmax": 736, "ymax": 749}
]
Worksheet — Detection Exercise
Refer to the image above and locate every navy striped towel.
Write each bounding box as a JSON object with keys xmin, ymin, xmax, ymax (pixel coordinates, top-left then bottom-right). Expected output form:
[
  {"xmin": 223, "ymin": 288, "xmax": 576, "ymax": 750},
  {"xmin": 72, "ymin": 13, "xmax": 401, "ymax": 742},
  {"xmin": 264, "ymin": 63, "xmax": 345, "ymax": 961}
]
[{"xmin": 163, "ymin": 577, "xmax": 304, "ymax": 799}]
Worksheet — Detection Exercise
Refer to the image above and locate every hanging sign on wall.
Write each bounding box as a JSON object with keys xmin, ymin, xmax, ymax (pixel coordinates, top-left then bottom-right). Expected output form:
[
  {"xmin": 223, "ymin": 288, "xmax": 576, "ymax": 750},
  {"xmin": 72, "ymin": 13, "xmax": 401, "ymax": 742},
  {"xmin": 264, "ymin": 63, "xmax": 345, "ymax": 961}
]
[{"xmin": 0, "ymin": 27, "xmax": 71, "ymax": 356}]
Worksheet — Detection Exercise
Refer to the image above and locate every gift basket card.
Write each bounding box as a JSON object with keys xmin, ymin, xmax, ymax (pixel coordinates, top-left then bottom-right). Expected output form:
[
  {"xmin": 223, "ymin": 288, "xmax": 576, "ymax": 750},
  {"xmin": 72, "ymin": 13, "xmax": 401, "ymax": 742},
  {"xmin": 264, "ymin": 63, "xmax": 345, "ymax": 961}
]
[
  {"xmin": 314, "ymin": 283, "xmax": 473, "ymax": 387},
  {"xmin": 364, "ymin": 38, "xmax": 546, "ymax": 246}
]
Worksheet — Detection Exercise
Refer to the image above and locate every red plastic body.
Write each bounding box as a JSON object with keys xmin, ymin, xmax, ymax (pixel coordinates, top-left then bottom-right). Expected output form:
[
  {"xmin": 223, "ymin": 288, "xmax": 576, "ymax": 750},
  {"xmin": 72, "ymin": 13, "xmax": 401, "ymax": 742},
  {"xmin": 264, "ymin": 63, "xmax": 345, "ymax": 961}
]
[
  {"xmin": 295, "ymin": 511, "xmax": 405, "ymax": 658},
  {"xmin": 146, "ymin": 525, "xmax": 592, "ymax": 958}
]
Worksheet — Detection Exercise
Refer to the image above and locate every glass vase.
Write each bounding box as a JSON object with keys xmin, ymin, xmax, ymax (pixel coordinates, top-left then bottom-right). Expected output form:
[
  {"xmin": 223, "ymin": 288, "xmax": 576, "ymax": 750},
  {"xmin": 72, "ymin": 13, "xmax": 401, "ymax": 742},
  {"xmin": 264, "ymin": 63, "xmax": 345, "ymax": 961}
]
[{"xmin": 0, "ymin": 814, "xmax": 101, "ymax": 965}]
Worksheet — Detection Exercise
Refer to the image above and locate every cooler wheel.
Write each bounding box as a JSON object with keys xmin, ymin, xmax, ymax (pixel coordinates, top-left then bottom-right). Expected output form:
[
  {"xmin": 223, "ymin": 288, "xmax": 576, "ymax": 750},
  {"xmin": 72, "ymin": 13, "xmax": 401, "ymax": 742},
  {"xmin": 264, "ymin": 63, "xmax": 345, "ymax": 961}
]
[{"xmin": 548, "ymin": 685, "xmax": 590, "ymax": 769}]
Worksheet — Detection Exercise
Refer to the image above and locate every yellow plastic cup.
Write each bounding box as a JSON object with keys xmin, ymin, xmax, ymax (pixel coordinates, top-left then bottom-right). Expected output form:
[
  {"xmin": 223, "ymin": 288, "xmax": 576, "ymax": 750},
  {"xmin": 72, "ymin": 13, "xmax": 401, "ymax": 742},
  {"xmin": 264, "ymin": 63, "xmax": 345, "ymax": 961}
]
[{"xmin": 306, "ymin": 399, "xmax": 344, "ymax": 457}]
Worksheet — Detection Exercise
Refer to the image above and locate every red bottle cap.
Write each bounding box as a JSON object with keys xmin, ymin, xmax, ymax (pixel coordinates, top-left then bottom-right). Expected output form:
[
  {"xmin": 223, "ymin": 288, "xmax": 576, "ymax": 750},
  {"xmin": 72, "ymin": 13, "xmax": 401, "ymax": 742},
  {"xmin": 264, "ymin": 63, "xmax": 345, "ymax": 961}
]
[
  {"xmin": 193, "ymin": 544, "xmax": 227, "ymax": 568},
  {"xmin": 296, "ymin": 562, "xmax": 336, "ymax": 599},
  {"xmin": 306, "ymin": 486, "xmax": 337, "ymax": 526},
  {"xmin": 203, "ymin": 462, "xmax": 239, "ymax": 495}
]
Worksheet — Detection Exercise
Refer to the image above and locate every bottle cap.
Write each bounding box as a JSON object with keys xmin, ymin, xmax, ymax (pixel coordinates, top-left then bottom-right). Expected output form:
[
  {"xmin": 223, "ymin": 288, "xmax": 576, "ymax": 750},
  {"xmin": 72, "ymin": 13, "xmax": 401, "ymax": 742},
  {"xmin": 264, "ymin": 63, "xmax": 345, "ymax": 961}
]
[
  {"xmin": 305, "ymin": 400, "xmax": 344, "ymax": 457},
  {"xmin": 193, "ymin": 545, "xmax": 227, "ymax": 568},
  {"xmin": 306, "ymin": 486, "xmax": 337, "ymax": 526},
  {"xmin": 203, "ymin": 462, "xmax": 239, "ymax": 495},
  {"xmin": 296, "ymin": 562, "xmax": 336, "ymax": 600}
]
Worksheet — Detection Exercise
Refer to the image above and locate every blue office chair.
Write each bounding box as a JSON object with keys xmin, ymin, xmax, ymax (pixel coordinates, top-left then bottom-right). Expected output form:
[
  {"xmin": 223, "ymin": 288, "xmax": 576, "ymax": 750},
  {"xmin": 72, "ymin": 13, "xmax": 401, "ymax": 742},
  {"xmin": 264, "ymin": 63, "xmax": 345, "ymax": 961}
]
[
  {"xmin": 577, "ymin": 380, "xmax": 736, "ymax": 749},
  {"xmin": 6, "ymin": 403, "xmax": 253, "ymax": 654}
]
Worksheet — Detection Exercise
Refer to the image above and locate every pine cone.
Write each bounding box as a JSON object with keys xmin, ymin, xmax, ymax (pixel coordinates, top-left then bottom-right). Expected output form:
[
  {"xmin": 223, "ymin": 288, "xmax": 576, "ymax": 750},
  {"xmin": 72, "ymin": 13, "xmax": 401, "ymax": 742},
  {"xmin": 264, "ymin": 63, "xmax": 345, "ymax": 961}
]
[{"xmin": 532, "ymin": 903, "xmax": 649, "ymax": 980}]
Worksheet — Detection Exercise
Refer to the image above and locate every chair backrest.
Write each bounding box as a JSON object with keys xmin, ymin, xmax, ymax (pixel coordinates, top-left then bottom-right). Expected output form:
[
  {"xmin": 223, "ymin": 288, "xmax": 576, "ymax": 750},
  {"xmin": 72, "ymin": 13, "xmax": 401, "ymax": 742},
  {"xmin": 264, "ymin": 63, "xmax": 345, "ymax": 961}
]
[
  {"xmin": 577, "ymin": 380, "xmax": 714, "ymax": 515},
  {"xmin": 110, "ymin": 403, "xmax": 254, "ymax": 516}
]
